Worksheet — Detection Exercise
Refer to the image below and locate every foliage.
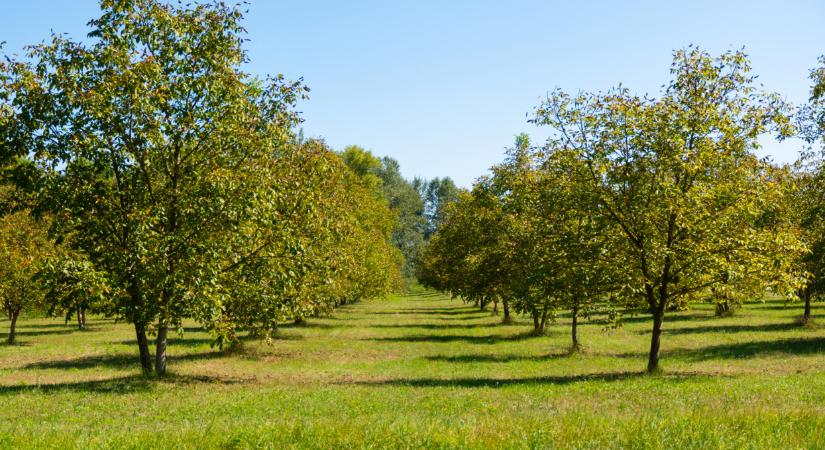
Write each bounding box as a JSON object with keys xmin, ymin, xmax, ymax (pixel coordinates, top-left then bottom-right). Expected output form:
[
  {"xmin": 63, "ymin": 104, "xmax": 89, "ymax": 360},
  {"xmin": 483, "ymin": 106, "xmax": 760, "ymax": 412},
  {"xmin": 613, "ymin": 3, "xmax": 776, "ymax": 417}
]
[
  {"xmin": 340, "ymin": 145, "xmax": 427, "ymax": 283},
  {"xmin": 38, "ymin": 251, "xmax": 110, "ymax": 330},
  {"xmin": 533, "ymin": 47, "xmax": 805, "ymax": 371},
  {"xmin": 0, "ymin": 209, "xmax": 54, "ymax": 343},
  {"xmin": 221, "ymin": 139, "xmax": 402, "ymax": 339},
  {"xmin": 416, "ymin": 176, "xmax": 460, "ymax": 239},
  {"xmin": 794, "ymin": 55, "xmax": 825, "ymax": 322},
  {"xmin": 3, "ymin": 0, "xmax": 308, "ymax": 374}
]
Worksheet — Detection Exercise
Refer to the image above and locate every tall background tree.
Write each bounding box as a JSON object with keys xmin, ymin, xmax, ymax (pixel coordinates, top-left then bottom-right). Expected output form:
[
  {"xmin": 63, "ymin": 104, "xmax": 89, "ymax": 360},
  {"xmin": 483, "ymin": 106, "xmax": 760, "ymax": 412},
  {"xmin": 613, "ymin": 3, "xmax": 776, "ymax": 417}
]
[
  {"xmin": 416, "ymin": 176, "xmax": 459, "ymax": 239},
  {"xmin": 341, "ymin": 145, "xmax": 427, "ymax": 283}
]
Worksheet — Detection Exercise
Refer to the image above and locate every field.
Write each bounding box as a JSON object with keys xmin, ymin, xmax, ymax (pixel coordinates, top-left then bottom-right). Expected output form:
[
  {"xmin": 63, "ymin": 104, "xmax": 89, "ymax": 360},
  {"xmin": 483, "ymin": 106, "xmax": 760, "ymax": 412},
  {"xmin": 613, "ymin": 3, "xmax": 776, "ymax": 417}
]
[{"xmin": 2, "ymin": 289, "xmax": 825, "ymax": 449}]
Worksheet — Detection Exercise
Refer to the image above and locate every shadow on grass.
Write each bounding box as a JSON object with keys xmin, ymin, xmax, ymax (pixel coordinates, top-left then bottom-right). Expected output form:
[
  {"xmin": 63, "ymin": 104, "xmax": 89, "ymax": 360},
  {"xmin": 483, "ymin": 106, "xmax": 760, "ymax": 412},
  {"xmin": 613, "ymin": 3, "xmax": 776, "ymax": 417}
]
[
  {"xmin": 0, "ymin": 340, "xmax": 33, "ymax": 347},
  {"xmin": 279, "ymin": 321, "xmax": 344, "ymax": 330},
  {"xmin": 660, "ymin": 322, "xmax": 798, "ymax": 335},
  {"xmin": 370, "ymin": 323, "xmax": 495, "ymax": 330},
  {"xmin": 426, "ymin": 353, "xmax": 570, "ymax": 363},
  {"xmin": 113, "ymin": 332, "xmax": 301, "ymax": 348},
  {"xmin": 370, "ymin": 310, "xmax": 487, "ymax": 316},
  {"xmin": 0, "ymin": 373, "xmax": 247, "ymax": 395},
  {"xmin": 671, "ymin": 337, "xmax": 825, "ymax": 361},
  {"xmin": 5, "ymin": 323, "xmax": 75, "ymax": 329},
  {"xmin": 0, "ymin": 328, "xmax": 76, "ymax": 339},
  {"xmin": 404, "ymin": 291, "xmax": 444, "ymax": 299},
  {"xmin": 23, "ymin": 348, "xmax": 230, "ymax": 370},
  {"xmin": 619, "ymin": 313, "xmax": 711, "ymax": 324},
  {"xmin": 349, "ymin": 371, "xmax": 651, "ymax": 388},
  {"xmin": 425, "ymin": 350, "xmax": 646, "ymax": 363},
  {"xmin": 365, "ymin": 331, "xmax": 543, "ymax": 344}
]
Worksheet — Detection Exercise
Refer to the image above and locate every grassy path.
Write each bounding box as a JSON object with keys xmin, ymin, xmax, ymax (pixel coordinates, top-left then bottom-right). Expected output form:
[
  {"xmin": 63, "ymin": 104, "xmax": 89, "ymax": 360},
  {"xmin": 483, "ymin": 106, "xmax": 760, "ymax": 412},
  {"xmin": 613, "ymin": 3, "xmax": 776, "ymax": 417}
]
[{"xmin": 2, "ymin": 289, "xmax": 825, "ymax": 448}]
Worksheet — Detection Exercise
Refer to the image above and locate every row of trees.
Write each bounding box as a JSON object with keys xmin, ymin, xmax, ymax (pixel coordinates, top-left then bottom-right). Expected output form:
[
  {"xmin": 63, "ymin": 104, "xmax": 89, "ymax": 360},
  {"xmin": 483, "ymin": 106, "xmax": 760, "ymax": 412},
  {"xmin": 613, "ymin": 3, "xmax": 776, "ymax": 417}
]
[
  {"xmin": 420, "ymin": 48, "xmax": 825, "ymax": 373},
  {"xmin": 0, "ymin": 0, "xmax": 455, "ymax": 375}
]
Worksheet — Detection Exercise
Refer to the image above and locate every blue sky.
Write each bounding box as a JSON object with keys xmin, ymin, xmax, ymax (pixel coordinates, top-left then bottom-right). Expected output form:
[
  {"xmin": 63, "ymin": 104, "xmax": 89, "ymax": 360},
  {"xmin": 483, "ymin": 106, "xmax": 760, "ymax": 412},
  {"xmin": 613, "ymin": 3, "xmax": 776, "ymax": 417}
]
[{"xmin": 3, "ymin": 1, "xmax": 824, "ymax": 187}]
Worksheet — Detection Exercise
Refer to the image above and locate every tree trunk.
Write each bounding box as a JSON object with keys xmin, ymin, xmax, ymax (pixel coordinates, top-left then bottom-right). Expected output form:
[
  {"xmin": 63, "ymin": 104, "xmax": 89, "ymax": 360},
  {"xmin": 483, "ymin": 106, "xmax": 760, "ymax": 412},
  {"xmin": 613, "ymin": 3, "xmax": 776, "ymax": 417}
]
[
  {"xmin": 294, "ymin": 316, "xmax": 305, "ymax": 326},
  {"xmin": 804, "ymin": 290, "xmax": 812, "ymax": 323},
  {"xmin": 539, "ymin": 311, "xmax": 548, "ymax": 334},
  {"xmin": 502, "ymin": 300, "xmax": 511, "ymax": 324},
  {"xmin": 155, "ymin": 324, "xmax": 169, "ymax": 376},
  {"xmin": 7, "ymin": 310, "xmax": 19, "ymax": 344},
  {"xmin": 76, "ymin": 306, "xmax": 86, "ymax": 331},
  {"xmin": 493, "ymin": 301, "xmax": 499, "ymax": 315},
  {"xmin": 532, "ymin": 311, "xmax": 540, "ymax": 332},
  {"xmin": 571, "ymin": 304, "xmax": 580, "ymax": 351},
  {"xmin": 135, "ymin": 323, "xmax": 153, "ymax": 375},
  {"xmin": 647, "ymin": 309, "xmax": 664, "ymax": 373},
  {"xmin": 715, "ymin": 300, "xmax": 730, "ymax": 317}
]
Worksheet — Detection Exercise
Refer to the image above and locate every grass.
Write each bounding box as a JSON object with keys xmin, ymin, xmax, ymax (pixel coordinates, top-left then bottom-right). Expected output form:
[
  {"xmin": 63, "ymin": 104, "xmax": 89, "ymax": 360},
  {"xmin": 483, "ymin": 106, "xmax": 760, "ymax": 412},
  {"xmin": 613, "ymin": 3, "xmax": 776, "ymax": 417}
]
[{"xmin": 2, "ymin": 289, "xmax": 825, "ymax": 449}]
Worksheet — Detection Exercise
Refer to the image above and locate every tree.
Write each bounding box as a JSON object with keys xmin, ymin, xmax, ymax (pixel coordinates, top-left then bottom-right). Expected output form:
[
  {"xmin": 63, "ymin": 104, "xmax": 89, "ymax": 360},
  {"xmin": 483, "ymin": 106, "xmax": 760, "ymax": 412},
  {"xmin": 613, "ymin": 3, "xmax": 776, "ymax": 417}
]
[
  {"xmin": 417, "ymin": 176, "xmax": 459, "ymax": 239},
  {"xmin": 533, "ymin": 48, "xmax": 805, "ymax": 372},
  {"xmin": 0, "ymin": 209, "xmax": 54, "ymax": 344},
  {"xmin": 221, "ymin": 139, "xmax": 402, "ymax": 337},
  {"xmin": 488, "ymin": 134, "xmax": 558, "ymax": 333},
  {"xmin": 530, "ymin": 149, "xmax": 622, "ymax": 350},
  {"xmin": 376, "ymin": 157, "xmax": 427, "ymax": 281},
  {"xmin": 418, "ymin": 140, "xmax": 540, "ymax": 328},
  {"xmin": 340, "ymin": 146, "xmax": 426, "ymax": 283},
  {"xmin": 39, "ymin": 252, "xmax": 110, "ymax": 330},
  {"xmin": 418, "ymin": 187, "xmax": 513, "ymax": 320},
  {"xmin": 795, "ymin": 55, "xmax": 825, "ymax": 323},
  {"xmin": 4, "ymin": 0, "xmax": 307, "ymax": 375},
  {"xmin": 340, "ymin": 145, "xmax": 384, "ymax": 194}
]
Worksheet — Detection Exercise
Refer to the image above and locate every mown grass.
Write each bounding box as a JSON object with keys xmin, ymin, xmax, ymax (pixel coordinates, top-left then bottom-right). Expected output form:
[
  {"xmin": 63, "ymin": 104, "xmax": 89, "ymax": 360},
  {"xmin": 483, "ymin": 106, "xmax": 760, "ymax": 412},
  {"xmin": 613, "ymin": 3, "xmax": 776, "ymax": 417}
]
[{"xmin": 2, "ymin": 289, "xmax": 825, "ymax": 449}]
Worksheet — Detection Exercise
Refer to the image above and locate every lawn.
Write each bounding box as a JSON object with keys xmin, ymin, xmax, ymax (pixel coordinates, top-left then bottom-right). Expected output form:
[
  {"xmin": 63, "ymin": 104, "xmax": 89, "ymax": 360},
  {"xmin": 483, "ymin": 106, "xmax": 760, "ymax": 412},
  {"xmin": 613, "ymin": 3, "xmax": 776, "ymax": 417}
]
[{"xmin": 2, "ymin": 289, "xmax": 825, "ymax": 449}]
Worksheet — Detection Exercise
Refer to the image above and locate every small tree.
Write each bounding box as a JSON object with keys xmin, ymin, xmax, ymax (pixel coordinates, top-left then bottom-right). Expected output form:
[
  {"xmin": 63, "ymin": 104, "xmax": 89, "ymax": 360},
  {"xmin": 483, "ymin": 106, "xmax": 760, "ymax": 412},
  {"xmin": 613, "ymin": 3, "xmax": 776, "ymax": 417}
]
[
  {"xmin": 530, "ymin": 149, "xmax": 622, "ymax": 350},
  {"xmin": 39, "ymin": 252, "xmax": 109, "ymax": 330},
  {"xmin": 0, "ymin": 209, "xmax": 54, "ymax": 344}
]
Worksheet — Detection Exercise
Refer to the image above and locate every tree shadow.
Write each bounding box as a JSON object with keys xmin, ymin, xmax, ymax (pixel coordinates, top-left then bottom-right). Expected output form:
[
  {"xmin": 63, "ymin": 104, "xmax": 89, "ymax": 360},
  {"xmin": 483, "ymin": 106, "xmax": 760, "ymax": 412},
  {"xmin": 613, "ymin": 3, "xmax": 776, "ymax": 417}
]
[
  {"xmin": 371, "ymin": 323, "xmax": 494, "ymax": 330},
  {"xmin": 619, "ymin": 313, "xmax": 711, "ymax": 324},
  {"xmin": 425, "ymin": 350, "xmax": 647, "ymax": 363},
  {"xmin": 425, "ymin": 353, "xmax": 570, "ymax": 363},
  {"xmin": 112, "ymin": 332, "xmax": 301, "ymax": 348},
  {"xmin": 22, "ymin": 349, "xmax": 230, "ymax": 370},
  {"xmin": 114, "ymin": 337, "xmax": 216, "ymax": 347},
  {"xmin": 660, "ymin": 322, "xmax": 798, "ymax": 335},
  {"xmin": 670, "ymin": 337, "xmax": 825, "ymax": 361},
  {"xmin": 279, "ymin": 321, "xmax": 344, "ymax": 330},
  {"xmin": 404, "ymin": 291, "xmax": 444, "ymax": 298},
  {"xmin": 365, "ymin": 331, "xmax": 542, "ymax": 344},
  {"xmin": 0, "ymin": 373, "xmax": 247, "ymax": 395},
  {"xmin": 370, "ymin": 310, "xmax": 486, "ymax": 316},
  {"xmin": 0, "ymin": 328, "xmax": 75, "ymax": 339},
  {"xmin": 0, "ymin": 340, "xmax": 33, "ymax": 347},
  {"xmin": 349, "ymin": 371, "xmax": 655, "ymax": 388},
  {"xmin": 4, "ymin": 323, "xmax": 73, "ymax": 329}
]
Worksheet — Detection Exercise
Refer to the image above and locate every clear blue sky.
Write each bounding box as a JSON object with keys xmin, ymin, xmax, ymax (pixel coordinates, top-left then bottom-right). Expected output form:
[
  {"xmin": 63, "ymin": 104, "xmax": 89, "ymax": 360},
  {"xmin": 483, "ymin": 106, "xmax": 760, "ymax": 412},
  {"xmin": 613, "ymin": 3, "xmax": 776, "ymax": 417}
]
[{"xmin": 3, "ymin": 1, "xmax": 824, "ymax": 187}]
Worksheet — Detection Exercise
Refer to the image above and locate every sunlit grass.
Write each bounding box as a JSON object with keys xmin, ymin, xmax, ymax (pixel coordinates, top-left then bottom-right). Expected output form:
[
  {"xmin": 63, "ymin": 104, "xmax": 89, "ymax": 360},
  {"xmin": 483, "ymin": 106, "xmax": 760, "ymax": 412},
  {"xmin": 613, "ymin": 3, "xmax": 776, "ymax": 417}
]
[{"xmin": 2, "ymin": 289, "xmax": 825, "ymax": 448}]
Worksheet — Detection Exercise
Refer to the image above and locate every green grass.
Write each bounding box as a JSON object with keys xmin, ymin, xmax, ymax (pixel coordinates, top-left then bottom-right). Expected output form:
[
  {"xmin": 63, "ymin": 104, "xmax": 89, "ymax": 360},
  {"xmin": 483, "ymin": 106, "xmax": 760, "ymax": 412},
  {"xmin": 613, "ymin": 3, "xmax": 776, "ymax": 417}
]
[{"xmin": 2, "ymin": 289, "xmax": 825, "ymax": 449}]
